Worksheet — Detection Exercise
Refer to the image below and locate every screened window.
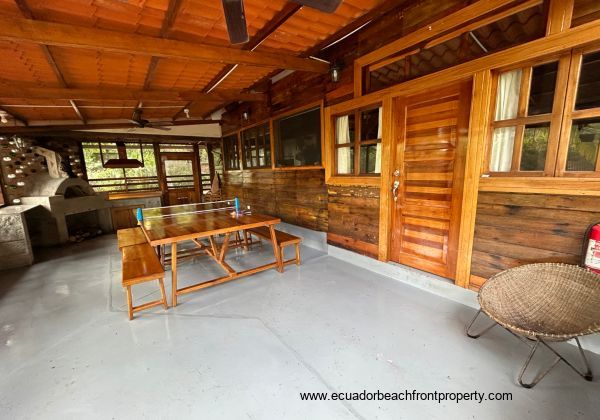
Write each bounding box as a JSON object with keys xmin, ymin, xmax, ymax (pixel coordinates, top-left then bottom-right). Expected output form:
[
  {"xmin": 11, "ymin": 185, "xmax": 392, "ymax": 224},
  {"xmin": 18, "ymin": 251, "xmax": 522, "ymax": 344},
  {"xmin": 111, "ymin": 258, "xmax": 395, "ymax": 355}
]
[
  {"xmin": 241, "ymin": 124, "xmax": 271, "ymax": 169},
  {"xmin": 489, "ymin": 61, "xmax": 559, "ymax": 174},
  {"xmin": 366, "ymin": 4, "xmax": 545, "ymax": 93},
  {"xmin": 222, "ymin": 134, "xmax": 240, "ymax": 171},
  {"xmin": 274, "ymin": 107, "xmax": 321, "ymax": 167},
  {"xmin": 82, "ymin": 142, "xmax": 159, "ymax": 192},
  {"xmin": 334, "ymin": 106, "xmax": 382, "ymax": 176}
]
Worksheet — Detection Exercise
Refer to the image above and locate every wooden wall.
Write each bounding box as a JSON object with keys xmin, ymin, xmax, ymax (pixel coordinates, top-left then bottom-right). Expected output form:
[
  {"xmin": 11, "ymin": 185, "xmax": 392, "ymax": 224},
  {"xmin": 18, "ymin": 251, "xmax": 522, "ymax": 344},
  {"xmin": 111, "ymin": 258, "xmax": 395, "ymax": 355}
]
[
  {"xmin": 222, "ymin": 169, "xmax": 327, "ymax": 232},
  {"xmin": 470, "ymin": 192, "xmax": 600, "ymax": 283},
  {"xmin": 327, "ymin": 186, "xmax": 380, "ymax": 258}
]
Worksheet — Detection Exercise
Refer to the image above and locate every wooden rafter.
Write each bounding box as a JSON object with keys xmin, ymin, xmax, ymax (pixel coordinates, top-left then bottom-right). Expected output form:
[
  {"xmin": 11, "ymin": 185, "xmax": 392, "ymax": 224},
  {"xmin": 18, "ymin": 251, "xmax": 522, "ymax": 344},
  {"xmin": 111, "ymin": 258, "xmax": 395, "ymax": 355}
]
[
  {"xmin": 13, "ymin": 0, "xmax": 86, "ymax": 124},
  {"xmin": 0, "ymin": 119, "xmax": 222, "ymax": 134},
  {"xmin": 0, "ymin": 84, "xmax": 266, "ymax": 102},
  {"xmin": 0, "ymin": 16, "xmax": 329, "ymax": 73},
  {"xmin": 143, "ymin": 0, "xmax": 184, "ymax": 90},
  {"xmin": 173, "ymin": 3, "xmax": 303, "ymax": 120}
]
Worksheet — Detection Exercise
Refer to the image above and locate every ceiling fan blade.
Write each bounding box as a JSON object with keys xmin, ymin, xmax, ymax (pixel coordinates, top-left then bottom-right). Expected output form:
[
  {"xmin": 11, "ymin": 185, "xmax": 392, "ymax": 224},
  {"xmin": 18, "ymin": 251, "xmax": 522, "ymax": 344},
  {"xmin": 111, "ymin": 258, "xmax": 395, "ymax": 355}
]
[
  {"xmin": 290, "ymin": 0, "xmax": 342, "ymax": 13},
  {"xmin": 128, "ymin": 119, "xmax": 142, "ymax": 126},
  {"xmin": 222, "ymin": 0, "xmax": 249, "ymax": 44},
  {"xmin": 147, "ymin": 121, "xmax": 174, "ymax": 126}
]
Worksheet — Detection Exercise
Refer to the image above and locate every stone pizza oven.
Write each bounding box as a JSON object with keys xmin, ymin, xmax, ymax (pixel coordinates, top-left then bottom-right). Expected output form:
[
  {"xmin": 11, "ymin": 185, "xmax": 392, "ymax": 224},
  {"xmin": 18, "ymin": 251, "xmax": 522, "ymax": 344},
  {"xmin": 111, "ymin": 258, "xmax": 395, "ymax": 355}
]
[{"xmin": 19, "ymin": 148, "xmax": 112, "ymax": 245}]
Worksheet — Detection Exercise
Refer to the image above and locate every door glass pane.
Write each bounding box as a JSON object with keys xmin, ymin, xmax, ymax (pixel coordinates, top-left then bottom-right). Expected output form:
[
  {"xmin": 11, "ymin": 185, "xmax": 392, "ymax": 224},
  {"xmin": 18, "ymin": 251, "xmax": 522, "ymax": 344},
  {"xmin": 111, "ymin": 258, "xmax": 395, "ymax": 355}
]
[
  {"xmin": 361, "ymin": 108, "xmax": 380, "ymax": 140},
  {"xmin": 566, "ymin": 118, "xmax": 600, "ymax": 171},
  {"xmin": 528, "ymin": 62, "xmax": 558, "ymax": 115},
  {"xmin": 575, "ymin": 51, "xmax": 600, "ymax": 110},
  {"xmin": 520, "ymin": 123, "xmax": 549, "ymax": 171},
  {"xmin": 336, "ymin": 147, "xmax": 354, "ymax": 174},
  {"xmin": 360, "ymin": 144, "xmax": 381, "ymax": 174},
  {"xmin": 495, "ymin": 69, "xmax": 522, "ymax": 121},
  {"xmin": 335, "ymin": 114, "xmax": 355, "ymax": 144},
  {"xmin": 490, "ymin": 126, "xmax": 516, "ymax": 171}
]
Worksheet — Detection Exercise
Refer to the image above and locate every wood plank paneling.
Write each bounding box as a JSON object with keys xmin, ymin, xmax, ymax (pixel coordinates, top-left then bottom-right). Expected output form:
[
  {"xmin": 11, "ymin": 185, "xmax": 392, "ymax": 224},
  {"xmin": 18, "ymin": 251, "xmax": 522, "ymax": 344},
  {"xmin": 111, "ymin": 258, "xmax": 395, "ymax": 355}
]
[
  {"xmin": 471, "ymin": 192, "xmax": 600, "ymax": 282},
  {"xmin": 222, "ymin": 169, "xmax": 327, "ymax": 231},
  {"xmin": 327, "ymin": 186, "xmax": 380, "ymax": 257}
]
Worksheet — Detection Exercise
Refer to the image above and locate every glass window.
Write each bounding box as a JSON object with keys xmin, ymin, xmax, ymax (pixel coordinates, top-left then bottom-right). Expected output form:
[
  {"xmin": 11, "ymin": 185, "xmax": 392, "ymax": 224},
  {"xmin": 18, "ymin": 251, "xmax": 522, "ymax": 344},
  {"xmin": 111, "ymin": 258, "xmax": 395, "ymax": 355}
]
[
  {"xmin": 575, "ymin": 51, "xmax": 600, "ymax": 111},
  {"xmin": 566, "ymin": 118, "xmax": 600, "ymax": 172},
  {"xmin": 222, "ymin": 134, "xmax": 240, "ymax": 171},
  {"xmin": 241, "ymin": 124, "xmax": 271, "ymax": 169},
  {"xmin": 528, "ymin": 62, "xmax": 558, "ymax": 115},
  {"xmin": 274, "ymin": 107, "xmax": 321, "ymax": 167},
  {"xmin": 520, "ymin": 123, "xmax": 549, "ymax": 171},
  {"xmin": 334, "ymin": 106, "xmax": 382, "ymax": 176},
  {"xmin": 489, "ymin": 60, "xmax": 559, "ymax": 174},
  {"xmin": 336, "ymin": 147, "xmax": 354, "ymax": 174},
  {"xmin": 494, "ymin": 69, "xmax": 522, "ymax": 121}
]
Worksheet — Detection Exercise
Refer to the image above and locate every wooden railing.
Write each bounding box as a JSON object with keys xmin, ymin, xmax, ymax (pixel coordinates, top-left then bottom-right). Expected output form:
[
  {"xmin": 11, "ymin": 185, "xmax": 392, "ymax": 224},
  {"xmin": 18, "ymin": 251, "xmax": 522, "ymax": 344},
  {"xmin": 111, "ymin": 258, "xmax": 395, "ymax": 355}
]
[
  {"xmin": 88, "ymin": 176, "xmax": 160, "ymax": 193},
  {"xmin": 88, "ymin": 174, "xmax": 213, "ymax": 195}
]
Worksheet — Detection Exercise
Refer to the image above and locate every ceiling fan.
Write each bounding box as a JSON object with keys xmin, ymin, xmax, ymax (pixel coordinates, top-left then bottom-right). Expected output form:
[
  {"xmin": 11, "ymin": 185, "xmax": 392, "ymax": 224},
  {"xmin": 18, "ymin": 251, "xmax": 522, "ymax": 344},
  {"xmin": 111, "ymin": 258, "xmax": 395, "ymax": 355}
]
[
  {"xmin": 222, "ymin": 0, "xmax": 343, "ymax": 44},
  {"xmin": 129, "ymin": 108, "xmax": 172, "ymax": 131}
]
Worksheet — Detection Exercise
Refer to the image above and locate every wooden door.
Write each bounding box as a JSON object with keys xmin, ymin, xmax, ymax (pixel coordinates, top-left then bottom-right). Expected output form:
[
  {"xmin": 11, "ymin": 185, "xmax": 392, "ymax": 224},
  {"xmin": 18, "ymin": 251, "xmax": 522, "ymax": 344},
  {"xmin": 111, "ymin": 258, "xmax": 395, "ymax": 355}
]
[
  {"xmin": 390, "ymin": 81, "xmax": 472, "ymax": 279},
  {"xmin": 160, "ymin": 153, "xmax": 201, "ymax": 206}
]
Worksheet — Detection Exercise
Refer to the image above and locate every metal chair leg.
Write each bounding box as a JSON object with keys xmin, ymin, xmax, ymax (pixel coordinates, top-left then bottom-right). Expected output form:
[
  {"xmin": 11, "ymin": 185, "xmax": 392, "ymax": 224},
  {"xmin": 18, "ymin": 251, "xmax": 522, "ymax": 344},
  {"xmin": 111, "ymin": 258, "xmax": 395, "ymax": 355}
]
[
  {"xmin": 518, "ymin": 340, "xmax": 560, "ymax": 388},
  {"xmin": 518, "ymin": 337, "xmax": 594, "ymax": 388},
  {"xmin": 539, "ymin": 337, "xmax": 594, "ymax": 382},
  {"xmin": 465, "ymin": 309, "xmax": 497, "ymax": 339}
]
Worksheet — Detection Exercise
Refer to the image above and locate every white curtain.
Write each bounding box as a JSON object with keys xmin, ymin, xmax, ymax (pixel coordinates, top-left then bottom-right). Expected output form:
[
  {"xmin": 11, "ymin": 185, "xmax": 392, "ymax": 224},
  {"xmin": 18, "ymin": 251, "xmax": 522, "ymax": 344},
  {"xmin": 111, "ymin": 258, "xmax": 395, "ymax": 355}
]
[
  {"xmin": 375, "ymin": 106, "xmax": 382, "ymax": 173},
  {"xmin": 490, "ymin": 69, "xmax": 521, "ymax": 171},
  {"xmin": 336, "ymin": 115, "xmax": 352, "ymax": 174}
]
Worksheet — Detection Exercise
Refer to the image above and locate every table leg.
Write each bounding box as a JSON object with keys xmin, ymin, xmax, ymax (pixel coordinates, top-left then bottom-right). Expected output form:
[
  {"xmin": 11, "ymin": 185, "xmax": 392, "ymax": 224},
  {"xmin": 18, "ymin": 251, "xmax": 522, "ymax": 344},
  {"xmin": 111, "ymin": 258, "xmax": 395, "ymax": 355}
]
[
  {"xmin": 219, "ymin": 233, "xmax": 231, "ymax": 262},
  {"xmin": 269, "ymin": 225, "xmax": 283, "ymax": 273},
  {"xmin": 171, "ymin": 242, "xmax": 178, "ymax": 307}
]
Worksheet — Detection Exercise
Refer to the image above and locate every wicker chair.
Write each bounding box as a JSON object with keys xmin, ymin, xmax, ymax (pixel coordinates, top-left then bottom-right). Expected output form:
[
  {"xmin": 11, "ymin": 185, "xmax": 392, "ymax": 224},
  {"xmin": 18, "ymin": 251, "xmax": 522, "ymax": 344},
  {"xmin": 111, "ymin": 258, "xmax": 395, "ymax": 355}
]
[{"xmin": 466, "ymin": 263, "xmax": 600, "ymax": 388}]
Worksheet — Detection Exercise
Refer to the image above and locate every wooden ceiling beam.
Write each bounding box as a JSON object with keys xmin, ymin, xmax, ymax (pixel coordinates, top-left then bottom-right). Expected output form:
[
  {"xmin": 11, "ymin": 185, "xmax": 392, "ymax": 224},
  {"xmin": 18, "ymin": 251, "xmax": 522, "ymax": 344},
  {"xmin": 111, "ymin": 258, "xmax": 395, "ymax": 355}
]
[
  {"xmin": 143, "ymin": 0, "xmax": 184, "ymax": 90},
  {"xmin": 14, "ymin": 0, "xmax": 87, "ymax": 124},
  {"xmin": 0, "ymin": 119, "xmax": 222, "ymax": 134},
  {"xmin": 0, "ymin": 15, "xmax": 328, "ymax": 73},
  {"xmin": 0, "ymin": 84, "xmax": 266, "ymax": 102},
  {"xmin": 175, "ymin": 2, "xmax": 302, "ymax": 120}
]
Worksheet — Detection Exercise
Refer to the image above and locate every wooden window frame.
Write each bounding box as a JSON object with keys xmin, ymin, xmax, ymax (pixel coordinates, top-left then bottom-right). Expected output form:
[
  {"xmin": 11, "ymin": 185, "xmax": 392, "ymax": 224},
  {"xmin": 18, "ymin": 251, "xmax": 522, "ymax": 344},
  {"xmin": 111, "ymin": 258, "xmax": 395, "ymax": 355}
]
[
  {"xmin": 240, "ymin": 122, "xmax": 271, "ymax": 170},
  {"xmin": 222, "ymin": 133, "xmax": 241, "ymax": 171},
  {"xmin": 324, "ymin": 96, "xmax": 385, "ymax": 186},
  {"xmin": 484, "ymin": 54, "xmax": 570, "ymax": 177},
  {"xmin": 555, "ymin": 45, "xmax": 600, "ymax": 177},
  {"xmin": 272, "ymin": 100, "xmax": 324, "ymax": 170}
]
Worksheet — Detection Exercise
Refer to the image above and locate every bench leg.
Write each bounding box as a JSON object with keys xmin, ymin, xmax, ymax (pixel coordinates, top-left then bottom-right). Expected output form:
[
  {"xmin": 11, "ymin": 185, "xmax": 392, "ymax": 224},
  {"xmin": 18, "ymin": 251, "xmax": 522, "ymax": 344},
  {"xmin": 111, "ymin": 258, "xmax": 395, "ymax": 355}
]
[
  {"xmin": 269, "ymin": 225, "xmax": 283, "ymax": 273},
  {"xmin": 125, "ymin": 286, "xmax": 133, "ymax": 320},
  {"xmin": 295, "ymin": 243, "xmax": 301, "ymax": 265},
  {"xmin": 158, "ymin": 278, "xmax": 168, "ymax": 310}
]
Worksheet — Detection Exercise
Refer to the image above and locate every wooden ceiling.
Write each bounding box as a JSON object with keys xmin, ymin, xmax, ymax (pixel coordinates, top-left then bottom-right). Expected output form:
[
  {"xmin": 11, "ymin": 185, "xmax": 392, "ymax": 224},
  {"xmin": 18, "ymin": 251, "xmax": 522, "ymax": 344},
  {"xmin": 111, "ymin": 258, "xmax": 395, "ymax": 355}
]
[{"xmin": 0, "ymin": 0, "xmax": 389, "ymax": 126}]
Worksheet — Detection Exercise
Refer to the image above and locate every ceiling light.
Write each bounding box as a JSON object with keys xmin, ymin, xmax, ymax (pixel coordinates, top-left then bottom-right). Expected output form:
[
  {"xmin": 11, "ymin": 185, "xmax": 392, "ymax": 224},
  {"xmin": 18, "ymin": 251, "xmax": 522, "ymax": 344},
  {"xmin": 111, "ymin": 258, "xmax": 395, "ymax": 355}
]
[
  {"xmin": 0, "ymin": 113, "xmax": 7, "ymax": 124},
  {"xmin": 184, "ymin": 108, "xmax": 191, "ymax": 119}
]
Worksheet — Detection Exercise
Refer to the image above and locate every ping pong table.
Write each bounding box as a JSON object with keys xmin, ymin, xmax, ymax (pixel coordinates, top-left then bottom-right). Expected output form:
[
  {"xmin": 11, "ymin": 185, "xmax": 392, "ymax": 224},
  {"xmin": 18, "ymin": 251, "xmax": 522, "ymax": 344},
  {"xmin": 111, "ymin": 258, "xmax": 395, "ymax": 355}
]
[{"xmin": 139, "ymin": 201, "xmax": 283, "ymax": 307}]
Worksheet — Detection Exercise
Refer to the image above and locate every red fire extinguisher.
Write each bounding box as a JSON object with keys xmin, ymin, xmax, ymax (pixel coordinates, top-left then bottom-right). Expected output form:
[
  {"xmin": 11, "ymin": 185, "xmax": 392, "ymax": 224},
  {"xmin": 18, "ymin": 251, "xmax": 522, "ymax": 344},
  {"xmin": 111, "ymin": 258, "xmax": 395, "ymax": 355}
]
[{"xmin": 583, "ymin": 222, "xmax": 600, "ymax": 274}]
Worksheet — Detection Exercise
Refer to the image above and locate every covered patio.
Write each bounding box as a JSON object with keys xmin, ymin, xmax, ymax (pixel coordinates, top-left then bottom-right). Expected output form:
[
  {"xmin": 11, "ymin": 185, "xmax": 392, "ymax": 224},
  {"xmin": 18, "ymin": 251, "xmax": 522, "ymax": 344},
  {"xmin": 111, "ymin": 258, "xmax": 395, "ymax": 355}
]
[{"xmin": 1, "ymin": 0, "xmax": 600, "ymax": 418}]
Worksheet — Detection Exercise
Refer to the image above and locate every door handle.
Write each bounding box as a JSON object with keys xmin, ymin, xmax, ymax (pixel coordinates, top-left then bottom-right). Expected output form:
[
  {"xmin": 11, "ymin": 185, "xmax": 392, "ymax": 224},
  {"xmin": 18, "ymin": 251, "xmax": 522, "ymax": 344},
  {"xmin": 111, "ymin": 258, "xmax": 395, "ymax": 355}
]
[{"xmin": 392, "ymin": 180, "xmax": 400, "ymax": 202}]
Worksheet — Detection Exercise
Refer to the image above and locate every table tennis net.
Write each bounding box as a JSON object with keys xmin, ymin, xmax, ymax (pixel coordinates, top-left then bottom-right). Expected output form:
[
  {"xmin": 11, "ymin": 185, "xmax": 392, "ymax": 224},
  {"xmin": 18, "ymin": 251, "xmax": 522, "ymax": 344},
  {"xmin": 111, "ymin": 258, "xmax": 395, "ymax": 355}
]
[{"xmin": 142, "ymin": 199, "xmax": 238, "ymax": 220}]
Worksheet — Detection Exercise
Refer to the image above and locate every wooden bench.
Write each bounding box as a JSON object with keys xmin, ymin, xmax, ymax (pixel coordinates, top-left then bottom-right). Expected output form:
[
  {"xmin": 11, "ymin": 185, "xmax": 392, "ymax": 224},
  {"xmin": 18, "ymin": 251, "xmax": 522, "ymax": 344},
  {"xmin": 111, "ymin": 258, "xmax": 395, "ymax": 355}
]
[
  {"xmin": 121, "ymin": 243, "xmax": 168, "ymax": 320},
  {"xmin": 117, "ymin": 227, "xmax": 147, "ymax": 249},
  {"xmin": 247, "ymin": 226, "xmax": 301, "ymax": 268}
]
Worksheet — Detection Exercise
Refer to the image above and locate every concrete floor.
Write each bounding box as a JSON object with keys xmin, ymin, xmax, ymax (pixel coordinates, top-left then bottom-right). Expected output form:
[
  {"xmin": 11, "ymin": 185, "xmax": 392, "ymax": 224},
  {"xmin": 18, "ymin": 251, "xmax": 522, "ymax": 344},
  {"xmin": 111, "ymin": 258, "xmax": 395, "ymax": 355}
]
[{"xmin": 0, "ymin": 235, "xmax": 598, "ymax": 420}]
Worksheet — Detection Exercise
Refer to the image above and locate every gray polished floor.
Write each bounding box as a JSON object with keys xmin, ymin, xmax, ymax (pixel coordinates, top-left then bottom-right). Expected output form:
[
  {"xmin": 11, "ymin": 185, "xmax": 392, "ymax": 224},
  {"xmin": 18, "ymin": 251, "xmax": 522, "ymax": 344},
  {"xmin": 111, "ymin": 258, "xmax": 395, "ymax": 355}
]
[{"xmin": 0, "ymin": 235, "xmax": 598, "ymax": 420}]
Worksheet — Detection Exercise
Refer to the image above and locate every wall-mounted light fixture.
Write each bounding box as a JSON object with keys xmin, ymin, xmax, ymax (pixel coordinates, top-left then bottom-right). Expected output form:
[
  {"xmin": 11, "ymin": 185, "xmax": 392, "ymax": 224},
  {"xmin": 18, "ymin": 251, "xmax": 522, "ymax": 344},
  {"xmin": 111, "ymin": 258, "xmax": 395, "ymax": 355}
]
[{"xmin": 330, "ymin": 61, "xmax": 344, "ymax": 83}]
